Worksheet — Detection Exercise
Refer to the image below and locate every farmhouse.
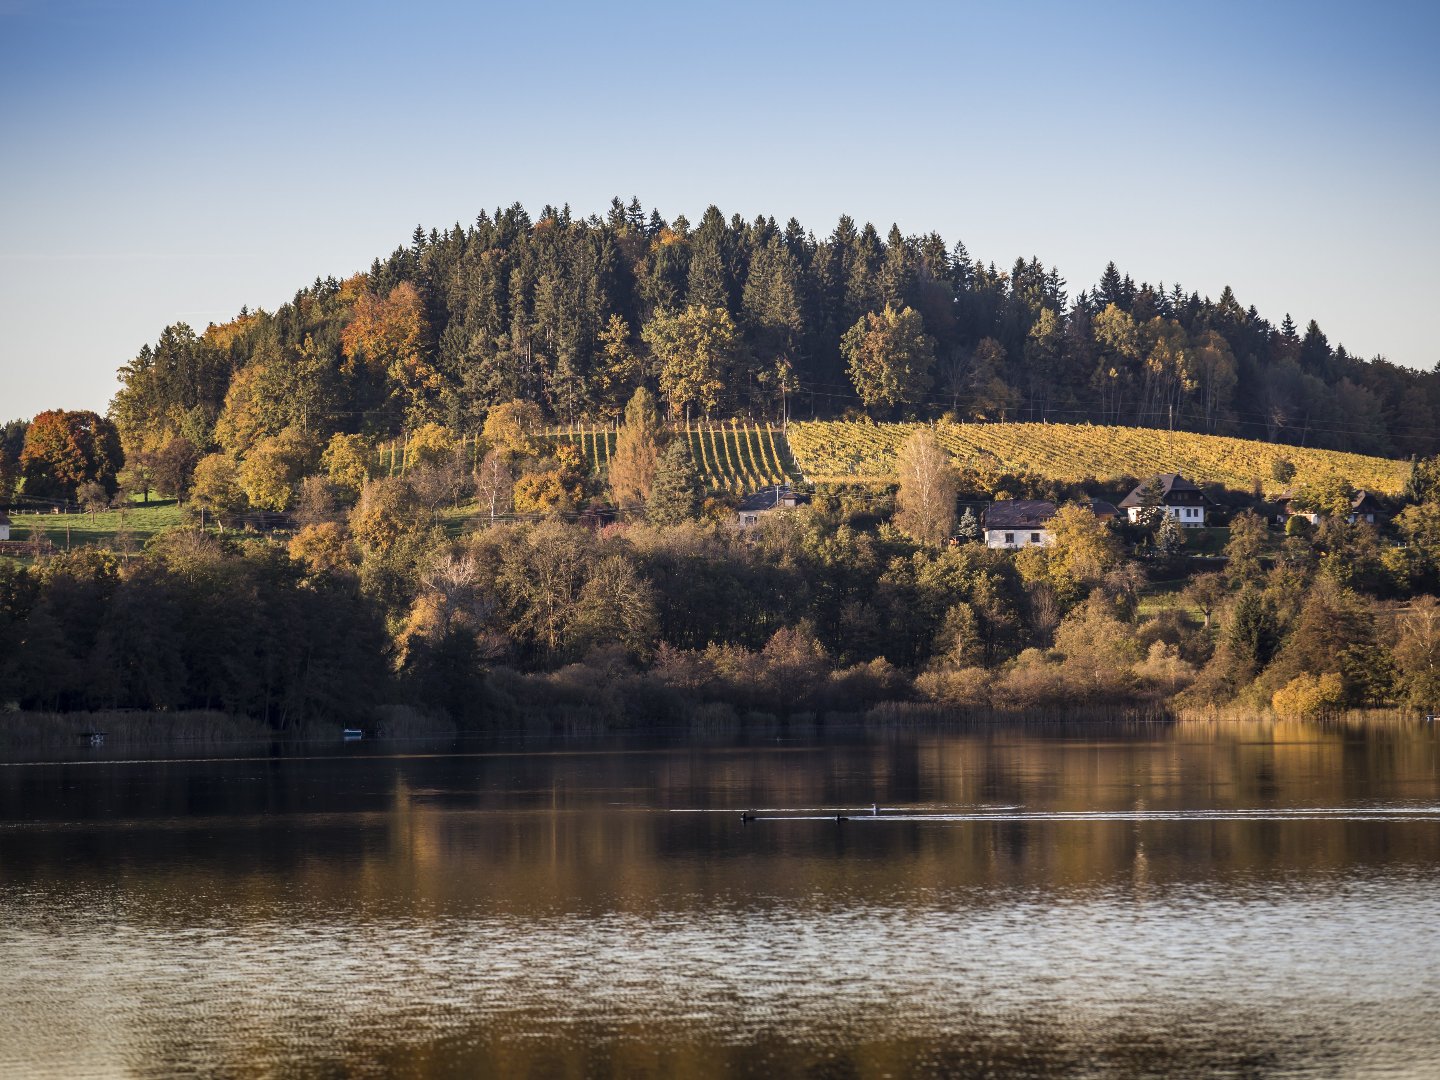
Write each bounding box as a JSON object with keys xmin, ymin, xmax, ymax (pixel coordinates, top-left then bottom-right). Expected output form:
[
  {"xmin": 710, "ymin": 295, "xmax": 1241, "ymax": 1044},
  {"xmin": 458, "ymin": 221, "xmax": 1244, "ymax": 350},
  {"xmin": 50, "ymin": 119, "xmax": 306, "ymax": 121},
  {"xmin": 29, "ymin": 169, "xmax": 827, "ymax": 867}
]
[
  {"xmin": 735, "ymin": 485, "xmax": 809, "ymax": 529},
  {"xmin": 982, "ymin": 498, "xmax": 1119, "ymax": 549},
  {"xmin": 982, "ymin": 499, "xmax": 1055, "ymax": 548},
  {"xmin": 1119, "ymin": 473, "xmax": 1207, "ymax": 527},
  {"xmin": 1348, "ymin": 489, "xmax": 1386, "ymax": 525},
  {"xmin": 1277, "ymin": 488, "xmax": 1388, "ymax": 526}
]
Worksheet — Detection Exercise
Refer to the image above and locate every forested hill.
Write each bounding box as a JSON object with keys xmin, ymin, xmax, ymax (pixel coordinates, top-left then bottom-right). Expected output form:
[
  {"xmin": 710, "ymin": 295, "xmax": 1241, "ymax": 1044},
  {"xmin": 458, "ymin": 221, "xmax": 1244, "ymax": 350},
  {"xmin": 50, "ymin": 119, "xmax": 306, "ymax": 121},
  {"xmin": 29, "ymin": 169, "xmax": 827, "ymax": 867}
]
[{"xmin": 110, "ymin": 198, "xmax": 1433, "ymax": 462}]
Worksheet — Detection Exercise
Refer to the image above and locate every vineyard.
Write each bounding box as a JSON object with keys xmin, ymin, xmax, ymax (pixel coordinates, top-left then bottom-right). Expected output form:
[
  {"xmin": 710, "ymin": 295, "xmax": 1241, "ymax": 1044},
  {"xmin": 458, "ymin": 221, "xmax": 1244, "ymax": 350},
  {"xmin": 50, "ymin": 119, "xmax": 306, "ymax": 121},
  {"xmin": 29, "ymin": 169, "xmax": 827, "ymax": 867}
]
[
  {"xmin": 541, "ymin": 421, "xmax": 800, "ymax": 494},
  {"xmin": 786, "ymin": 421, "xmax": 1413, "ymax": 495},
  {"xmin": 375, "ymin": 419, "xmax": 1412, "ymax": 497},
  {"xmin": 378, "ymin": 422, "xmax": 800, "ymax": 494}
]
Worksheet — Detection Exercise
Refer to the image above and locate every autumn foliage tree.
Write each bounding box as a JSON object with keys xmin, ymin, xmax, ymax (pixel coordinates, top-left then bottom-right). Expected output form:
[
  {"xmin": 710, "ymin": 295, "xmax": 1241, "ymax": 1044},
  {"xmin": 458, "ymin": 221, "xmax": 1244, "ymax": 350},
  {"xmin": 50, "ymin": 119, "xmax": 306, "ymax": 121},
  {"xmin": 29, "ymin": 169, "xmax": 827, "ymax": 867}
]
[
  {"xmin": 341, "ymin": 282, "xmax": 438, "ymax": 423},
  {"xmin": 608, "ymin": 387, "xmax": 664, "ymax": 508},
  {"xmin": 894, "ymin": 427, "xmax": 958, "ymax": 545},
  {"xmin": 19, "ymin": 410, "xmax": 123, "ymax": 499},
  {"xmin": 643, "ymin": 304, "xmax": 740, "ymax": 419}
]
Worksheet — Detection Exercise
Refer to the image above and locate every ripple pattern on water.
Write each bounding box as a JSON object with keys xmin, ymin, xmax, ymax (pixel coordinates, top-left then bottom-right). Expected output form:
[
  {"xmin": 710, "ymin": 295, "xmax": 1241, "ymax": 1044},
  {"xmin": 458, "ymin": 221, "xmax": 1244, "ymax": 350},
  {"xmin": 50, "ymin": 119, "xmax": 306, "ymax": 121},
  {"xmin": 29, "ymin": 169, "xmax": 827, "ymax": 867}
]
[{"xmin": 2, "ymin": 873, "xmax": 1439, "ymax": 1078}]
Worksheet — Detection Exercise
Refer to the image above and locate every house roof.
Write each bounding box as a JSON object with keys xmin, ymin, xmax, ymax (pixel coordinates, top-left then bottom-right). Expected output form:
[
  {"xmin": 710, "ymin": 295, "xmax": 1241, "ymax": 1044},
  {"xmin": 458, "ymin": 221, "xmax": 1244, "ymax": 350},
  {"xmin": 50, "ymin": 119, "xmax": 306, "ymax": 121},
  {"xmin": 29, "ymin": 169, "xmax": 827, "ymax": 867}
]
[
  {"xmin": 984, "ymin": 499, "xmax": 1057, "ymax": 530},
  {"xmin": 1352, "ymin": 489, "xmax": 1384, "ymax": 511},
  {"xmin": 1118, "ymin": 473, "xmax": 1202, "ymax": 508},
  {"xmin": 735, "ymin": 485, "xmax": 809, "ymax": 513},
  {"xmin": 0, "ymin": 515, "xmax": 10, "ymax": 527},
  {"xmin": 1088, "ymin": 498, "xmax": 1120, "ymax": 519}
]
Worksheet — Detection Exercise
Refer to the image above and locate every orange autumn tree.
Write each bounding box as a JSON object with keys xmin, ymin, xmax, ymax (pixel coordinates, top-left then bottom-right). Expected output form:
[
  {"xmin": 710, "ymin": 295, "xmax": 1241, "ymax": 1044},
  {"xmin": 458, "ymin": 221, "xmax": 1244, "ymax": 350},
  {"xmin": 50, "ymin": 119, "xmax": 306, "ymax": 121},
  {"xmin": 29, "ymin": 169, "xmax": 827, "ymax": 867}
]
[
  {"xmin": 340, "ymin": 281, "xmax": 441, "ymax": 422},
  {"xmin": 20, "ymin": 410, "xmax": 124, "ymax": 499}
]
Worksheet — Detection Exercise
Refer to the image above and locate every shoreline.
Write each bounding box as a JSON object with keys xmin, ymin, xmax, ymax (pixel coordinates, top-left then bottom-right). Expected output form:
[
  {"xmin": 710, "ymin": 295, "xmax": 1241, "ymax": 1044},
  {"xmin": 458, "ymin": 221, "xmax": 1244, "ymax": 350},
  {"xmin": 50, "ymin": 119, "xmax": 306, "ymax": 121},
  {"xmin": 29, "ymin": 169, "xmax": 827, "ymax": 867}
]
[{"xmin": 3, "ymin": 702, "xmax": 1429, "ymax": 763}]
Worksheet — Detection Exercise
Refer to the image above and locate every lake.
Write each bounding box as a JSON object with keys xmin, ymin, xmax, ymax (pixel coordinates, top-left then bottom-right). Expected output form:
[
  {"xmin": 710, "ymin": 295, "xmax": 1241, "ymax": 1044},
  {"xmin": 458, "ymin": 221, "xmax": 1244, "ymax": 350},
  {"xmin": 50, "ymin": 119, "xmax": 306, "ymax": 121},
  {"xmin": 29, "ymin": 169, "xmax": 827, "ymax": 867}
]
[{"xmin": 2, "ymin": 719, "xmax": 1439, "ymax": 1078}]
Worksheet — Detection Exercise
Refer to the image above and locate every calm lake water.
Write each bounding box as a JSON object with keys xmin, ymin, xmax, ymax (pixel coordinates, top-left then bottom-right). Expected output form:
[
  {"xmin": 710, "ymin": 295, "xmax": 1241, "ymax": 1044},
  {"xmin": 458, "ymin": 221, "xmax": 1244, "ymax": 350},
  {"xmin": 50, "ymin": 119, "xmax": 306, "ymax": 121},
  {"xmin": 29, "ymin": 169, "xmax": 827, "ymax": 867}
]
[{"xmin": 2, "ymin": 719, "xmax": 1439, "ymax": 1078}]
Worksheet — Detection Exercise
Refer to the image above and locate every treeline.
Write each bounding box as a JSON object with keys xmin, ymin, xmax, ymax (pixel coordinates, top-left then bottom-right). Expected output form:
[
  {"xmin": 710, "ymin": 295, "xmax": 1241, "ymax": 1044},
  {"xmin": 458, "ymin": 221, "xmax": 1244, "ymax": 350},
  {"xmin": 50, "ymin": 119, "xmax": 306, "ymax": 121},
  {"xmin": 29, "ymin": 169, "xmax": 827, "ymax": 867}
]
[
  {"xmin": 7, "ymin": 456, "xmax": 1440, "ymax": 726},
  {"xmin": 102, "ymin": 198, "xmax": 1431, "ymax": 485}
]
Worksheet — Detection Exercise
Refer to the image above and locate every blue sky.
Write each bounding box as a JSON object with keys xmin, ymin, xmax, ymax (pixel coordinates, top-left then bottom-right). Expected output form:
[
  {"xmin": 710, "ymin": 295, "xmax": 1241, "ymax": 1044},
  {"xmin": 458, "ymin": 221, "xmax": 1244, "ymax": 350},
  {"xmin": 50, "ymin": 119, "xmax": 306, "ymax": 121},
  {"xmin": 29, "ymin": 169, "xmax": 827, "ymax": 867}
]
[{"xmin": 2, "ymin": 0, "xmax": 1437, "ymax": 420}]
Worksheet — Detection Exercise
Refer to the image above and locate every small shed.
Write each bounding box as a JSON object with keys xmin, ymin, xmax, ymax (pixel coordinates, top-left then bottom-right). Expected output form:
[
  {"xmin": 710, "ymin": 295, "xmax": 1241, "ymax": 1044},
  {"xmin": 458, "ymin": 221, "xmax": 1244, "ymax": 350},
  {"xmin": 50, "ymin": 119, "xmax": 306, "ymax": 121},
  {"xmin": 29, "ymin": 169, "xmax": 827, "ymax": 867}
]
[{"xmin": 735, "ymin": 485, "xmax": 810, "ymax": 529}]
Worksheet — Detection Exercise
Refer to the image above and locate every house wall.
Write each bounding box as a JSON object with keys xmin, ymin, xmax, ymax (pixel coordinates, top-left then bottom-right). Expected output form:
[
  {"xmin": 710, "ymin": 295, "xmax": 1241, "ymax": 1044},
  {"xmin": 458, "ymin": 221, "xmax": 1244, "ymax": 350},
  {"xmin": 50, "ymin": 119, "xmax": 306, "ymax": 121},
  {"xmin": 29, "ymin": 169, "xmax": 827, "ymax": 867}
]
[
  {"xmin": 0, "ymin": 523, "xmax": 8, "ymax": 542},
  {"xmin": 1126, "ymin": 505, "xmax": 1205, "ymax": 528},
  {"xmin": 984, "ymin": 528, "xmax": 1052, "ymax": 549}
]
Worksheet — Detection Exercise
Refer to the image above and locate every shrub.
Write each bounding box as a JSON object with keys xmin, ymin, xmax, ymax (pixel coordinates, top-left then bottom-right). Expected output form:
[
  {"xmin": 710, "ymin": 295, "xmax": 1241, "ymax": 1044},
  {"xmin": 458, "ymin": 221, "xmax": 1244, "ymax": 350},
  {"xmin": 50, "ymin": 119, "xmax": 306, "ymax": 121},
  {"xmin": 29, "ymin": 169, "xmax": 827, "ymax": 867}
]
[{"xmin": 1271, "ymin": 672, "xmax": 1344, "ymax": 720}]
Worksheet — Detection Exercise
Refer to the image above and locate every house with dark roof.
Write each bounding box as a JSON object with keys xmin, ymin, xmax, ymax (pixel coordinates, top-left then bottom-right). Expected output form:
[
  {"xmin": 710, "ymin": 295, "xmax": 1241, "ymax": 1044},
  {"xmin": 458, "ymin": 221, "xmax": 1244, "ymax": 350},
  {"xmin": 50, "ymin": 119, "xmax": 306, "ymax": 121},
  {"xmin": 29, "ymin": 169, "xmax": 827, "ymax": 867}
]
[
  {"xmin": 735, "ymin": 485, "xmax": 810, "ymax": 529},
  {"xmin": 982, "ymin": 500, "xmax": 1056, "ymax": 548},
  {"xmin": 1276, "ymin": 488, "xmax": 1387, "ymax": 527},
  {"xmin": 1119, "ymin": 473, "xmax": 1207, "ymax": 528},
  {"xmin": 980, "ymin": 498, "xmax": 1121, "ymax": 549},
  {"xmin": 1347, "ymin": 489, "xmax": 1386, "ymax": 525}
]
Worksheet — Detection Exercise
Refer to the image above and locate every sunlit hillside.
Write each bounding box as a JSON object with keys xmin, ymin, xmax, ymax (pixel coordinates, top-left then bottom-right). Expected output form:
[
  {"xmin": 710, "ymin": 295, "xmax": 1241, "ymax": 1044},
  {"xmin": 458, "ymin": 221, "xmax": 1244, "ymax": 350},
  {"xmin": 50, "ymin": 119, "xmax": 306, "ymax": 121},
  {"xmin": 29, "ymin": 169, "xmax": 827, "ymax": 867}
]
[{"xmin": 787, "ymin": 420, "xmax": 1413, "ymax": 495}]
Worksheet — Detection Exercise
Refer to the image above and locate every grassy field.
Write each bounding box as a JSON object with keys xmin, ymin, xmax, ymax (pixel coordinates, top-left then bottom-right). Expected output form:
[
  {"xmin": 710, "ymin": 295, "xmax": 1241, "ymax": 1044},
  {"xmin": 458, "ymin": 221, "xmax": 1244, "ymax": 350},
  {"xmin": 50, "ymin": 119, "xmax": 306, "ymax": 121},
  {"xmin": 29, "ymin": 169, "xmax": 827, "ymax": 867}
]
[
  {"xmin": 2, "ymin": 499, "xmax": 185, "ymax": 554},
  {"xmin": 787, "ymin": 420, "xmax": 1413, "ymax": 495}
]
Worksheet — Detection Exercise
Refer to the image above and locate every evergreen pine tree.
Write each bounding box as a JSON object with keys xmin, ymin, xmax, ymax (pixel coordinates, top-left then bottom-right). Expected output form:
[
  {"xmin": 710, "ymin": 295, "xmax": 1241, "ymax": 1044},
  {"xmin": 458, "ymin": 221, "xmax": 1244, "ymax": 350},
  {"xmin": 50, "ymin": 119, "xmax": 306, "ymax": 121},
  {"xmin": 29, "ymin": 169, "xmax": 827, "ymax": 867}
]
[
  {"xmin": 956, "ymin": 506, "xmax": 982, "ymax": 542},
  {"xmin": 646, "ymin": 440, "xmax": 702, "ymax": 525}
]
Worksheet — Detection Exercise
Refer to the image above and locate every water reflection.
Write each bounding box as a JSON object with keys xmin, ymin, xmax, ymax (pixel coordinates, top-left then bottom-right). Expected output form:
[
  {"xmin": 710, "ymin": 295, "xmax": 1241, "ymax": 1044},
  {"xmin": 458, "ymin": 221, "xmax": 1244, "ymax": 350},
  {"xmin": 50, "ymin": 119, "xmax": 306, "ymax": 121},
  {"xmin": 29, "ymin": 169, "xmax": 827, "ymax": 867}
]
[{"xmin": 1, "ymin": 720, "xmax": 1439, "ymax": 1077}]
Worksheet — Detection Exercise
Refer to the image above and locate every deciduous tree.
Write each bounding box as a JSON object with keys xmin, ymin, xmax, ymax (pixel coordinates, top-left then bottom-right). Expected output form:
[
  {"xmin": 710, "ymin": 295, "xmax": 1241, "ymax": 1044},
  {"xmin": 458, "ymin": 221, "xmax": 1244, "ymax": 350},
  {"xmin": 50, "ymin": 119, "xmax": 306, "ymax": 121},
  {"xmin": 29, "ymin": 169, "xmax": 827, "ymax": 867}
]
[
  {"xmin": 841, "ymin": 304, "xmax": 936, "ymax": 413},
  {"xmin": 643, "ymin": 305, "xmax": 739, "ymax": 419},
  {"xmin": 894, "ymin": 427, "xmax": 958, "ymax": 545},
  {"xmin": 608, "ymin": 387, "xmax": 664, "ymax": 509}
]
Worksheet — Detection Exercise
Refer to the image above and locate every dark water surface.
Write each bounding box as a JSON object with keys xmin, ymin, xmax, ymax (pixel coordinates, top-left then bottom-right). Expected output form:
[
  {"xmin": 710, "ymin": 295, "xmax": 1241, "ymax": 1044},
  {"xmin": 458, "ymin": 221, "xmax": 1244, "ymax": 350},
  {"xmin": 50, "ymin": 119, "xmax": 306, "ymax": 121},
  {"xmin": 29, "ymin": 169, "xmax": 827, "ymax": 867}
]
[{"xmin": 2, "ymin": 719, "xmax": 1439, "ymax": 1078}]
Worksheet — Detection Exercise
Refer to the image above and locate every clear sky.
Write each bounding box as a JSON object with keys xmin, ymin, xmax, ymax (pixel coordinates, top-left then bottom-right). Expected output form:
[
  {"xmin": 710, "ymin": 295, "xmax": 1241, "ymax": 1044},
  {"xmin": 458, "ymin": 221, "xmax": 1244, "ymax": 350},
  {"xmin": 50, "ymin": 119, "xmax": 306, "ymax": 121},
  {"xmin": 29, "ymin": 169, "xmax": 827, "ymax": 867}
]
[{"xmin": 2, "ymin": 0, "xmax": 1437, "ymax": 421}]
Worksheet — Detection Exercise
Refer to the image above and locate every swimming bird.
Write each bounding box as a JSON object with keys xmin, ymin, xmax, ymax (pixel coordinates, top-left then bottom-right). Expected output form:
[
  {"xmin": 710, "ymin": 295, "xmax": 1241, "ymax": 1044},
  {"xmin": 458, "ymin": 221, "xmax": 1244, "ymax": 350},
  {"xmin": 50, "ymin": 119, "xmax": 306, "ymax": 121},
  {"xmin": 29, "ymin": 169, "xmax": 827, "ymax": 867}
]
[
  {"xmin": 739, "ymin": 811, "xmax": 757, "ymax": 823},
  {"xmin": 871, "ymin": 803, "xmax": 879, "ymax": 815}
]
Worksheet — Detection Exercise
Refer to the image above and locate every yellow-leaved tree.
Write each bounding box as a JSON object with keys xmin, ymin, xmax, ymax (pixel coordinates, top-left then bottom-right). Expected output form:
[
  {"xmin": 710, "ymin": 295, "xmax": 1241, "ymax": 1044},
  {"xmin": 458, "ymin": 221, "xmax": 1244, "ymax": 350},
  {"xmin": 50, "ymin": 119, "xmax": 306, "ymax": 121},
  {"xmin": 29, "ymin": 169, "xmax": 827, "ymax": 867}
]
[
  {"xmin": 608, "ymin": 387, "xmax": 664, "ymax": 509},
  {"xmin": 894, "ymin": 427, "xmax": 958, "ymax": 545},
  {"xmin": 642, "ymin": 304, "xmax": 738, "ymax": 419},
  {"xmin": 341, "ymin": 282, "xmax": 439, "ymax": 421}
]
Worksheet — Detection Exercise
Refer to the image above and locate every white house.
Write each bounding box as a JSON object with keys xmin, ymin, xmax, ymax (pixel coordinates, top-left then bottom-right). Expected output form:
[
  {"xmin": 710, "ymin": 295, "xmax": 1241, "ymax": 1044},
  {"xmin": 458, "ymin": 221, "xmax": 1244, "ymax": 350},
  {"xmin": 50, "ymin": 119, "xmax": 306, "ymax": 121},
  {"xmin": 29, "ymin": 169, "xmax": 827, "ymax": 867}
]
[
  {"xmin": 982, "ymin": 500, "xmax": 1057, "ymax": 549},
  {"xmin": 981, "ymin": 498, "xmax": 1119, "ymax": 549},
  {"xmin": 1119, "ymin": 473, "xmax": 1207, "ymax": 527}
]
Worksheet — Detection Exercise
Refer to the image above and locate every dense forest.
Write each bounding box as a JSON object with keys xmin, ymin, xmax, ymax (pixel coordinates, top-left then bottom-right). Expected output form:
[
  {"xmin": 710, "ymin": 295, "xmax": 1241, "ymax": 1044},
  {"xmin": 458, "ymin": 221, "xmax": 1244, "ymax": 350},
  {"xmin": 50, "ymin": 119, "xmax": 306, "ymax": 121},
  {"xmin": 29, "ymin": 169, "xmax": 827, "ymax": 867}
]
[{"xmin": 103, "ymin": 198, "xmax": 1433, "ymax": 468}]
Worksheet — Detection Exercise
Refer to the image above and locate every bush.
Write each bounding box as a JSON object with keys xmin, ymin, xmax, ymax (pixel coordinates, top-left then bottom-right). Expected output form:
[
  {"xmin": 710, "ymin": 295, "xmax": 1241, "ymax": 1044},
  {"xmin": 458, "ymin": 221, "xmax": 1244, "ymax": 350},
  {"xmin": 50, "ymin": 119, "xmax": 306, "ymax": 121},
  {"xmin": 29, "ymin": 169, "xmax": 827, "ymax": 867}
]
[{"xmin": 1271, "ymin": 672, "xmax": 1344, "ymax": 720}]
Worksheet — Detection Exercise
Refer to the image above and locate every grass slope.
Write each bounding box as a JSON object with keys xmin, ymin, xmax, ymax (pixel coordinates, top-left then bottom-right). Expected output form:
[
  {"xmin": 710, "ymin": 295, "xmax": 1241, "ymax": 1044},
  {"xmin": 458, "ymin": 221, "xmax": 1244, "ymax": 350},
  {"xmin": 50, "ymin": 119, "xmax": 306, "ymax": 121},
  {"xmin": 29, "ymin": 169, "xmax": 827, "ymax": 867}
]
[
  {"xmin": 3, "ymin": 499, "xmax": 185, "ymax": 554},
  {"xmin": 787, "ymin": 420, "xmax": 1412, "ymax": 495}
]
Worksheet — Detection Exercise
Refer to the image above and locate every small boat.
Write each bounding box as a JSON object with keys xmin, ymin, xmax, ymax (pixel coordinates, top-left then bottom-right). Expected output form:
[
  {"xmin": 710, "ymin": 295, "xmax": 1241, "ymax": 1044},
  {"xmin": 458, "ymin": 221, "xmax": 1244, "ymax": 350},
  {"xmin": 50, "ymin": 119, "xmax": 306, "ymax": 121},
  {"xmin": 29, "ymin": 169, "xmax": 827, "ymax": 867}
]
[{"xmin": 341, "ymin": 728, "xmax": 364, "ymax": 740}]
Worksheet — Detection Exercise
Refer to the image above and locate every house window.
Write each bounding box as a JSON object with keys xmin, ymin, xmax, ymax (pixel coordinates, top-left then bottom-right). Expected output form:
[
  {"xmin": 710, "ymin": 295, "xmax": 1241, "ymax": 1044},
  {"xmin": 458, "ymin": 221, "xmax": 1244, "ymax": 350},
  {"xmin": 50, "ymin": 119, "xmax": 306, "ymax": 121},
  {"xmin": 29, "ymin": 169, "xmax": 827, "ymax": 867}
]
[
  {"xmin": 1004, "ymin": 533, "xmax": 1014, "ymax": 546},
  {"xmin": 1030, "ymin": 532, "xmax": 1042, "ymax": 544}
]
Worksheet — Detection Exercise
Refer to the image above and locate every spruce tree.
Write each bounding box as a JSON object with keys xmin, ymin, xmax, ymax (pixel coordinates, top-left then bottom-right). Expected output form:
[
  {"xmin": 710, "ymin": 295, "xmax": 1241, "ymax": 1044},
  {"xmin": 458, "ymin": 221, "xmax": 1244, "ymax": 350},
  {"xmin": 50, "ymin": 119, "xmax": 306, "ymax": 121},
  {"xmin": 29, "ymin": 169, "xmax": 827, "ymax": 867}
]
[
  {"xmin": 956, "ymin": 506, "xmax": 982, "ymax": 543},
  {"xmin": 646, "ymin": 440, "xmax": 702, "ymax": 525}
]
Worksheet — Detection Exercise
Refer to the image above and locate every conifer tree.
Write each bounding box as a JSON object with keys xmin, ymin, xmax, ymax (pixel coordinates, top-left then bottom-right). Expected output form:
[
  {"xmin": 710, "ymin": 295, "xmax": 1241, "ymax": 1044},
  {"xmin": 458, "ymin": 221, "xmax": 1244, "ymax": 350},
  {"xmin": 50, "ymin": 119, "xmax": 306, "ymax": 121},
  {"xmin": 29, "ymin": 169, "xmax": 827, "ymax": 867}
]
[{"xmin": 645, "ymin": 440, "xmax": 702, "ymax": 525}]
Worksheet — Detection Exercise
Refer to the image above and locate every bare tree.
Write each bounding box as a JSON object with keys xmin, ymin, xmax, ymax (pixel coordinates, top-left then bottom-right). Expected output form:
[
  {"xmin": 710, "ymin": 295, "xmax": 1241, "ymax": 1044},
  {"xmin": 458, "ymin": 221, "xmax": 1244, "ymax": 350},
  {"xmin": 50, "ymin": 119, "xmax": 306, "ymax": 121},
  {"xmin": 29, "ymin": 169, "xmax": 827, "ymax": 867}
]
[
  {"xmin": 894, "ymin": 427, "xmax": 958, "ymax": 545},
  {"xmin": 474, "ymin": 451, "xmax": 514, "ymax": 526},
  {"xmin": 77, "ymin": 481, "xmax": 109, "ymax": 523},
  {"xmin": 294, "ymin": 475, "xmax": 340, "ymax": 527}
]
